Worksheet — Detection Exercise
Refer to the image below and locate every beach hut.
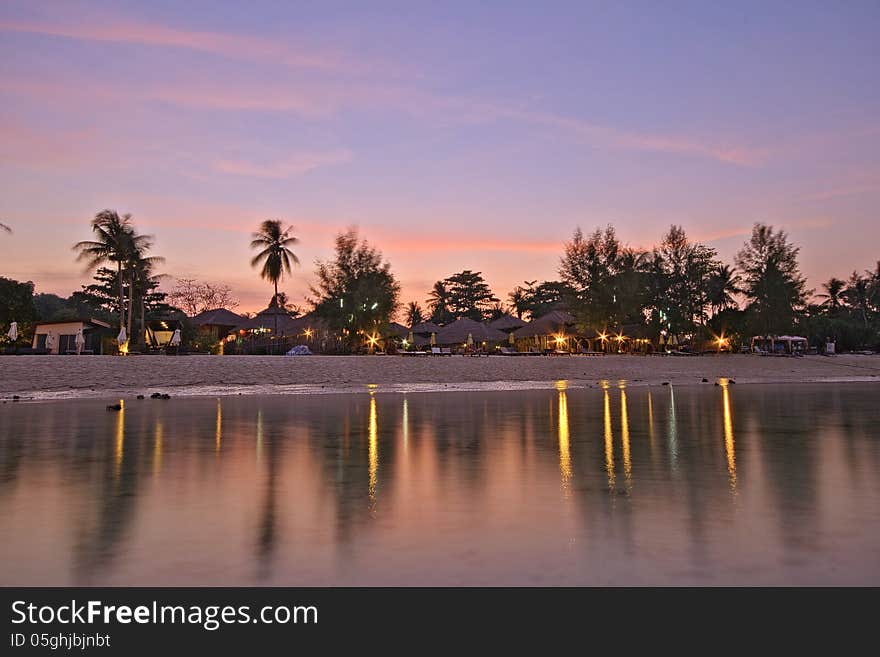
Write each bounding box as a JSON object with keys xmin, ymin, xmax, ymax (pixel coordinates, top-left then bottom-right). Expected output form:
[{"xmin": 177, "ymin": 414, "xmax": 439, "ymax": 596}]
[
  {"xmin": 31, "ymin": 318, "xmax": 113, "ymax": 355},
  {"xmin": 513, "ymin": 310, "xmax": 579, "ymax": 352},
  {"xmin": 410, "ymin": 321, "xmax": 442, "ymax": 348},
  {"xmin": 435, "ymin": 318, "xmax": 507, "ymax": 350},
  {"xmin": 489, "ymin": 314, "xmax": 527, "ymax": 334},
  {"xmin": 191, "ymin": 308, "xmax": 249, "ymax": 343}
]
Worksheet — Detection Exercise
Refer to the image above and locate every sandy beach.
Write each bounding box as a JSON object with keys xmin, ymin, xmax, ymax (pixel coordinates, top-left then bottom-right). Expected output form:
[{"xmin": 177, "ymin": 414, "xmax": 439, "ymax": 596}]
[{"xmin": 1, "ymin": 353, "xmax": 879, "ymax": 400}]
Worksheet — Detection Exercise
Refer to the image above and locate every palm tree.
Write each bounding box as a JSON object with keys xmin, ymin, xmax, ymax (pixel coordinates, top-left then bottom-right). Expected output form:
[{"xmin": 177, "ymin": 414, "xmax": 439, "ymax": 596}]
[
  {"xmin": 250, "ymin": 220, "xmax": 300, "ymax": 336},
  {"xmin": 405, "ymin": 302, "xmax": 424, "ymax": 328},
  {"xmin": 843, "ymin": 272, "xmax": 871, "ymax": 328},
  {"xmin": 818, "ymin": 277, "xmax": 847, "ymax": 313},
  {"xmin": 126, "ymin": 238, "xmax": 165, "ymax": 349},
  {"xmin": 427, "ymin": 281, "xmax": 452, "ymax": 324},
  {"xmin": 705, "ymin": 264, "xmax": 741, "ymax": 316},
  {"xmin": 73, "ymin": 211, "xmax": 138, "ymax": 332}
]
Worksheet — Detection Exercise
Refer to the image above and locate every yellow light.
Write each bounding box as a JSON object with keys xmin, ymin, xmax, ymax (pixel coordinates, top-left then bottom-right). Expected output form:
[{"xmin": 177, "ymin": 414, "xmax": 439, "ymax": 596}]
[
  {"xmin": 368, "ymin": 395, "xmax": 378, "ymax": 504},
  {"xmin": 304, "ymin": 328, "xmax": 313, "ymax": 338},
  {"xmin": 558, "ymin": 389, "xmax": 571, "ymax": 489},
  {"xmin": 119, "ymin": 341, "xmax": 129, "ymax": 355},
  {"xmin": 721, "ymin": 379, "xmax": 736, "ymax": 492},
  {"xmin": 555, "ymin": 334, "xmax": 566, "ymax": 345}
]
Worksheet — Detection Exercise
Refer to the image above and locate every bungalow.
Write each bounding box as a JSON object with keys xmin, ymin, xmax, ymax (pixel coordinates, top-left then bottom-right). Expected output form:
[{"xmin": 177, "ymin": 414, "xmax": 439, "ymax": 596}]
[
  {"xmin": 31, "ymin": 318, "xmax": 113, "ymax": 355},
  {"xmin": 435, "ymin": 317, "xmax": 508, "ymax": 349},
  {"xmin": 191, "ymin": 308, "xmax": 249, "ymax": 341},
  {"xmin": 513, "ymin": 310, "xmax": 581, "ymax": 352}
]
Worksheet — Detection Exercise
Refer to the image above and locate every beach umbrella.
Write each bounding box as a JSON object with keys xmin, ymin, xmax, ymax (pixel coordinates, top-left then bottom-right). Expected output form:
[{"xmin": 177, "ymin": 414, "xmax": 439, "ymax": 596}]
[
  {"xmin": 170, "ymin": 328, "xmax": 182, "ymax": 347},
  {"xmin": 117, "ymin": 327, "xmax": 127, "ymax": 345},
  {"xmin": 45, "ymin": 333, "xmax": 55, "ymax": 353},
  {"xmin": 407, "ymin": 330, "xmax": 414, "ymax": 345},
  {"xmin": 74, "ymin": 329, "xmax": 85, "ymax": 355},
  {"xmin": 466, "ymin": 333, "xmax": 474, "ymax": 348},
  {"xmin": 430, "ymin": 332, "xmax": 436, "ymax": 346},
  {"xmin": 658, "ymin": 333, "xmax": 665, "ymax": 346},
  {"xmin": 6, "ymin": 321, "xmax": 17, "ymax": 342},
  {"xmin": 669, "ymin": 334, "xmax": 678, "ymax": 347},
  {"xmin": 509, "ymin": 331, "xmax": 515, "ymax": 345}
]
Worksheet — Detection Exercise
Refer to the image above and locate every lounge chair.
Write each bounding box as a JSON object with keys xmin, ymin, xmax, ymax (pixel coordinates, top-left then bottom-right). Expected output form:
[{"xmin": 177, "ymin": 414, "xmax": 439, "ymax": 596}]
[{"xmin": 431, "ymin": 347, "xmax": 453, "ymax": 356}]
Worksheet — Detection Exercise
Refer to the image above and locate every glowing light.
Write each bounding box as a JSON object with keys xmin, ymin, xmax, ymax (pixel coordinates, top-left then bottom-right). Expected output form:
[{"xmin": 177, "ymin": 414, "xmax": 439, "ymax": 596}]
[
  {"xmin": 369, "ymin": 395, "xmax": 378, "ymax": 504},
  {"xmin": 555, "ymin": 334, "xmax": 566, "ymax": 345},
  {"xmin": 620, "ymin": 387, "xmax": 631, "ymax": 490},
  {"xmin": 558, "ymin": 389, "xmax": 571, "ymax": 490},
  {"xmin": 118, "ymin": 341, "xmax": 129, "ymax": 355},
  {"xmin": 402, "ymin": 396, "xmax": 409, "ymax": 451},
  {"xmin": 114, "ymin": 399, "xmax": 124, "ymax": 480},
  {"xmin": 371, "ymin": 302, "xmax": 379, "ymax": 310},
  {"xmin": 721, "ymin": 379, "xmax": 737, "ymax": 492},
  {"xmin": 153, "ymin": 420, "xmax": 163, "ymax": 478},
  {"xmin": 304, "ymin": 328, "xmax": 313, "ymax": 338},
  {"xmin": 604, "ymin": 388, "xmax": 615, "ymax": 490},
  {"xmin": 215, "ymin": 399, "xmax": 222, "ymax": 454}
]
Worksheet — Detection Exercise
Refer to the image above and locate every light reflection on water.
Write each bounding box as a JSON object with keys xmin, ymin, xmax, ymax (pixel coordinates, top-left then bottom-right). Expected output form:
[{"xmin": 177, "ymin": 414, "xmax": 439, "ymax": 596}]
[{"xmin": 1, "ymin": 383, "xmax": 879, "ymax": 585}]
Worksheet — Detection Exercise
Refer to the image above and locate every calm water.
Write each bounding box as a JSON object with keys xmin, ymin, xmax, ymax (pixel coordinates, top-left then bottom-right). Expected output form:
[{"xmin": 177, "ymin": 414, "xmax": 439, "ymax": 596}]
[{"xmin": 1, "ymin": 382, "xmax": 879, "ymax": 586}]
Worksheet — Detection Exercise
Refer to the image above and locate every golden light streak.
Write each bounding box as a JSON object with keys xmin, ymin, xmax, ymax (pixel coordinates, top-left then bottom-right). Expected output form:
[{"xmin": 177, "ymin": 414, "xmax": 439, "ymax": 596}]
[
  {"xmin": 256, "ymin": 409, "xmax": 263, "ymax": 462},
  {"xmin": 647, "ymin": 391, "xmax": 655, "ymax": 451},
  {"xmin": 402, "ymin": 396, "xmax": 409, "ymax": 452},
  {"xmin": 721, "ymin": 379, "xmax": 737, "ymax": 492},
  {"xmin": 620, "ymin": 386, "xmax": 631, "ymax": 490},
  {"xmin": 604, "ymin": 387, "xmax": 615, "ymax": 490},
  {"xmin": 368, "ymin": 394, "xmax": 378, "ymax": 503},
  {"xmin": 215, "ymin": 399, "xmax": 222, "ymax": 455},
  {"xmin": 153, "ymin": 419, "xmax": 163, "ymax": 478},
  {"xmin": 558, "ymin": 389, "xmax": 571, "ymax": 490},
  {"xmin": 114, "ymin": 399, "xmax": 124, "ymax": 480}
]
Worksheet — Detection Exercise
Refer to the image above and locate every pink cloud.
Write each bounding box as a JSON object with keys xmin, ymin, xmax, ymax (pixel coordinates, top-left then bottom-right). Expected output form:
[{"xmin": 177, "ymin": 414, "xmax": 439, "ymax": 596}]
[
  {"xmin": 0, "ymin": 17, "xmax": 348, "ymax": 73},
  {"xmin": 213, "ymin": 150, "xmax": 353, "ymax": 179},
  {"xmin": 0, "ymin": 15, "xmax": 763, "ymax": 167}
]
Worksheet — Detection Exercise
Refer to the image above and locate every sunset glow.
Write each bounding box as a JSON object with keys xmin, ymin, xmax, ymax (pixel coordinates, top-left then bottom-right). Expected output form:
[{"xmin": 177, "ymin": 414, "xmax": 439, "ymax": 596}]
[{"xmin": 1, "ymin": 2, "xmax": 878, "ymax": 312}]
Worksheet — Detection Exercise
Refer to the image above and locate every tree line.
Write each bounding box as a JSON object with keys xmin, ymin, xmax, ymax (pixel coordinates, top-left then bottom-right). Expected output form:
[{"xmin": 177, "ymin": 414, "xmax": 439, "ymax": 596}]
[{"xmin": 2, "ymin": 212, "xmax": 879, "ymax": 352}]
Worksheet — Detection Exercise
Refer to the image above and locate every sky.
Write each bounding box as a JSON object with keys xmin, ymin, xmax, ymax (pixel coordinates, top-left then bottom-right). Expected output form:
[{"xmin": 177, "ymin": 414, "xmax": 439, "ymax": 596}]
[{"xmin": 1, "ymin": 0, "xmax": 878, "ymax": 313}]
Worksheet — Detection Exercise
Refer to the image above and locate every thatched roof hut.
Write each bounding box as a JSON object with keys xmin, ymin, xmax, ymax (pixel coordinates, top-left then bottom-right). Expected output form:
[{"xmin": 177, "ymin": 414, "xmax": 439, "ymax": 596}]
[
  {"xmin": 513, "ymin": 310, "xmax": 577, "ymax": 339},
  {"xmin": 191, "ymin": 308, "xmax": 249, "ymax": 331},
  {"xmin": 411, "ymin": 321, "xmax": 442, "ymax": 335},
  {"xmin": 489, "ymin": 314, "xmax": 527, "ymax": 333},
  {"xmin": 435, "ymin": 317, "xmax": 508, "ymax": 346},
  {"xmin": 385, "ymin": 322, "xmax": 410, "ymax": 339}
]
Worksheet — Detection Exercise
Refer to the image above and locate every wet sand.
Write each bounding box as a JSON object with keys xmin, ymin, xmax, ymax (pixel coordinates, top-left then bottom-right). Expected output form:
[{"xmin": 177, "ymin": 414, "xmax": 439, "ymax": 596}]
[{"xmin": 1, "ymin": 353, "xmax": 879, "ymax": 400}]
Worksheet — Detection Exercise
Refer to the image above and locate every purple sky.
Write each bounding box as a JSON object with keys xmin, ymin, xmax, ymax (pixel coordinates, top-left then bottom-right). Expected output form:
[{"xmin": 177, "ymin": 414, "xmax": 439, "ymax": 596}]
[{"xmin": 1, "ymin": 0, "xmax": 878, "ymax": 312}]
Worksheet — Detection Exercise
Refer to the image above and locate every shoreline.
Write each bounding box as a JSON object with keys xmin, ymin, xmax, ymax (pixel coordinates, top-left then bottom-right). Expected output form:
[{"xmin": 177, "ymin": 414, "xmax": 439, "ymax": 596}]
[{"xmin": 1, "ymin": 353, "xmax": 878, "ymax": 402}]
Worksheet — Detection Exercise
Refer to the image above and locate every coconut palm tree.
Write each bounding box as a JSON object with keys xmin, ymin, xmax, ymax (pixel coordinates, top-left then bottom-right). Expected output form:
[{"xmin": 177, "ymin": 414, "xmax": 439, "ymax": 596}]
[
  {"xmin": 250, "ymin": 220, "xmax": 300, "ymax": 336},
  {"xmin": 818, "ymin": 277, "xmax": 847, "ymax": 313},
  {"xmin": 73, "ymin": 211, "xmax": 140, "ymax": 332},
  {"xmin": 705, "ymin": 264, "xmax": 741, "ymax": 317},
  {"xmin": 405, "ymin": 301, "xmax": 424, "ymax": 328},
  {"xmin": 125, "ymin": 238, "xmax": 166, "ymax": 349}
]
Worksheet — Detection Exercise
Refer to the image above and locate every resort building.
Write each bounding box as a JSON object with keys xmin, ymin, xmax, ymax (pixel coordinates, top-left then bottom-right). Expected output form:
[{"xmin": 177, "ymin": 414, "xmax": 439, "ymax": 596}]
[
  {"xmin": 435, "ymin": 317, "xmax": 508, "ymax": 349},
  {"xmin": 191, "ymin": 308, "xmax": 249, "ymax": 344},
  {"xmin": 31, "ymin": 318, "xmax": 113, "ymax": 354}
]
